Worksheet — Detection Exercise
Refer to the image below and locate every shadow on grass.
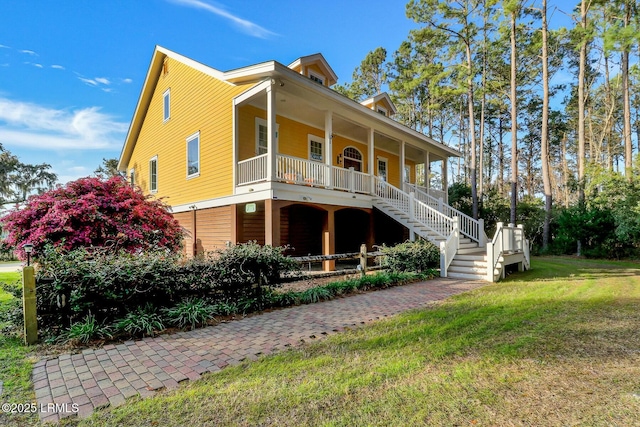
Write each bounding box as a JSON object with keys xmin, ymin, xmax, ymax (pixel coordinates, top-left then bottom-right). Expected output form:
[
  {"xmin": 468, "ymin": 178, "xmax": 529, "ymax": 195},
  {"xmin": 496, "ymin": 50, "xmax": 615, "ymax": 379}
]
[
  {"xmin": 503, "ymin": 256, "xmax": 640, "ymax": 283},
  {"xmin": 336, "ymin": 280, "xmax": 640, "ymax": 363}
]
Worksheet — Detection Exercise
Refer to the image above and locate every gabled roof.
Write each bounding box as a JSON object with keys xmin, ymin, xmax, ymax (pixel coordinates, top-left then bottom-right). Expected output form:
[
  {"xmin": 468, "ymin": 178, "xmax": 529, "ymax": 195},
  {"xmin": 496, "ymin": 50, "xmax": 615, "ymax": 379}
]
[
  {"xmin": 361, "ymin": 92, "xmax": 398, "ymax": 115},
  {"xmin": 118, "ymin": 46, "xmax": 230, "ymax": 171},
  {"xmin": 119, "ymin": 46, "xmax": 459, "ymax": 171},
  {"xmin": 288, "ymin": 53, "xmax": 338, "ymax": 86}
]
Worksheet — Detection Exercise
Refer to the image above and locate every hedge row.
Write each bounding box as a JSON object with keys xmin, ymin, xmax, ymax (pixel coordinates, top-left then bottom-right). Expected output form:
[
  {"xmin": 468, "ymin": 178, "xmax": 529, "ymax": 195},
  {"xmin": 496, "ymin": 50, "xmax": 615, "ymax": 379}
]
[{"xmin": 35, "ymin": 242, "xmax": 299, "ymax": 336}]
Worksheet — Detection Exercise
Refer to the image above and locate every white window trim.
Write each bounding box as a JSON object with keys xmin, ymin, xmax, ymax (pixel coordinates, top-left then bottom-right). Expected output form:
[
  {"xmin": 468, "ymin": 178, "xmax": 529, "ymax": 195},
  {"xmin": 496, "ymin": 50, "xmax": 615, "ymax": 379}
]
[
  {"xmin": 129, "ymin": 168, "xmax": 135, "ymax": 186},
  {"xmin": 186, "ymin": 131, "xmax": 200, "ymax": 179},
  {"xmin": 377, "ymin": 106, "xmax": 388, "ymax": 117},
  {"xmin": 404, "ymin": 164, "xmax": 411, "ymax": 183},
  {"xmin": 163, "ymin": 89, "xmax": 170, "ymax": 122},
  {"xmin": 343, "ymin": 146, "xmax": 363, "ymax": 167},
  {"xmin": 309, "ymin": 71, "xmax": 324, "ymax": 86},
  {"xmin": 149, "ymin": 156, "xmax": 158, "ymax": 193},
  {"xmin": 308, "ymin": 134, "xmax": 324, "ymax": 162},
  {"xmin": 377, "ymin": 156, "xmax": 388, "ymax": 180},
  {"xmin": 255, "ymin": 117, "xmax": 279, "ymax": 155}
]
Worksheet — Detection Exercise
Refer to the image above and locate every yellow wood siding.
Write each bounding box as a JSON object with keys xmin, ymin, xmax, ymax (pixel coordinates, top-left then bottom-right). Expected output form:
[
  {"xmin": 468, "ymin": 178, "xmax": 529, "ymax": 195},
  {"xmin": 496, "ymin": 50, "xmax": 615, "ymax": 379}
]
[
  {"xmin": 127, "ymin": 57, "xmax": 252, "ymax": 206},
  {"xmin": 305, "ymin": 63, "xmax": 327, "ymax": 86}
]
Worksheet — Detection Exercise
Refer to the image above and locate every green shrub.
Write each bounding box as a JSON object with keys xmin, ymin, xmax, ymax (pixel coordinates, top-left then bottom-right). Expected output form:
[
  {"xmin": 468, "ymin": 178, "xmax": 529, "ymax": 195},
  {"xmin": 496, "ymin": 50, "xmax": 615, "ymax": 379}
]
[
  {"xmin": 164, "ymin": 298, "xmax": 214, "ymax": 330},
  {"xmin": 212, "ymin": 301, "xmax": 239, "ymax": 316},
  {"xmin": 33, "ymin": 242, "xmax": 301, "ymax": 339},
  {"xmin": 209, "ymin": 241, "xmax": 300, "ymax": 290},
  {"xmin": 378, "ymin": 239, "xmax": 440, "ymax": 272},
  {"xmin": 301, "ymin": 287, "xmax": 332, "ymax": 304},
  {"xmin": 114, "ymin": 304, "xmax": 165, "ymax": 337},
  {"xmin": 64, "ymin": 314, "xmax": 113, "ymax": 344}
]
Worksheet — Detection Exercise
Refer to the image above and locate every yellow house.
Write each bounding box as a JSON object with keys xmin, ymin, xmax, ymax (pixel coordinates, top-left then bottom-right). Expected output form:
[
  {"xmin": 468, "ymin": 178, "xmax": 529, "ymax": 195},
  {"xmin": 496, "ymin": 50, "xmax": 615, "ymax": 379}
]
[{"xmin": 119, "ymin": 46, "xmax": 515, "ymax": 279}]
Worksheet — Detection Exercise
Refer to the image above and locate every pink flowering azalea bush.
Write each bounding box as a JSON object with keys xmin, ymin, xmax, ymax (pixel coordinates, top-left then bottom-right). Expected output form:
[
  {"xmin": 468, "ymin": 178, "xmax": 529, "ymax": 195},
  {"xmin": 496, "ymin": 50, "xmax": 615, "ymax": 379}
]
[{"xmin": 1, "ymin": 176, "xmax": 184, "ymax": 258}]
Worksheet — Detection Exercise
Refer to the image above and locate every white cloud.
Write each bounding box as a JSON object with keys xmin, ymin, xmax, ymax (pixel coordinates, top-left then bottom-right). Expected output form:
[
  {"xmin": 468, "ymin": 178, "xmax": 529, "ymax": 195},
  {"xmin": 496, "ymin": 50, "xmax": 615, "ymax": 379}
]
[
  {"xmin": 168, "ymin": 0, "xmax": 276, "ymax": 38},
  {"xmin": 19, "ymin": 49, "xmax": 37, "ymax": 56},
  {"xmin": 122, "ymin": 78, "xmax": 132, "ymax": 84},
  {"xmin": 51, "ymin": 64, "xmax": 65, "ymax": 70},
  {"xmin": 78, "ymin": 77, "xmax": 98, "ymax": 86},
  {"xmin": 0, "ymin": 44, "xmax": 10, "ymax": 49},
  {"xmin": 95, "ymin": 77, "xmax": 111, "ymax": 85},
  {"xmin": 33, "ymin": 63, "xmax": 43, "ymax": 68},
  {"xmin": 0, "ymin": 97, "xmax": 127, "ymax": 150}
]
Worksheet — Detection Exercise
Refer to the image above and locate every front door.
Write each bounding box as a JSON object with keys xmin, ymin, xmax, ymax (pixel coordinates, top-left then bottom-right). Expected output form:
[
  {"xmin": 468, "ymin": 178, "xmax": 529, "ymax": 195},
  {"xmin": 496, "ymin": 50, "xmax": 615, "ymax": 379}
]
[{"xmin": 344, "ymin": 157, "xmax": 361, "ymax": 171}]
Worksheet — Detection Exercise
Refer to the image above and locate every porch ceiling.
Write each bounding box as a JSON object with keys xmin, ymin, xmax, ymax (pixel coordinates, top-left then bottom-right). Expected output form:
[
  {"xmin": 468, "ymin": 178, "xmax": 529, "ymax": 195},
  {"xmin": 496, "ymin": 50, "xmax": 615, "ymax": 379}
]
[{"xmin": 243, "ymin": 81, "xmax": 447, "ymax": 164}]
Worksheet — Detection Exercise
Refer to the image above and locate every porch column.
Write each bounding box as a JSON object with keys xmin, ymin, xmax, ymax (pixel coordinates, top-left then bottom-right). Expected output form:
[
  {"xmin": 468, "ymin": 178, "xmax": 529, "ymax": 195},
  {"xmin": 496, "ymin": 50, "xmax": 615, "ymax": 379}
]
[
  {"xmin": 266, "ymin": 84, "xmax": 277, "ymax": 182},
  {"xmin": 424, "ymin": 151, "xmax": 430, "ymax": 190},
  {"xmin": 322, "ymin": 208, "xmax": 336, "ymax": 271},
  {"xmin": 265, "ymin": 199, "xmax": 281, "ymax": 247},
  {"xmin": 399, "ymin": 141, "xmax": 406, "ymax": 187},
  {"xmin": 325, "ymin": 111, "xmax": 333, "ymax": 189},
  {"xmin": 442, "ymin": 158, "xmax": 449, "ymax": 203},
  {"xmin": 232, "ymin": 103, "xmax": 238, "ymax": 193},
  {"xmin": 368, "ymin": 128, "xmax": 375, "ymax": 191}
]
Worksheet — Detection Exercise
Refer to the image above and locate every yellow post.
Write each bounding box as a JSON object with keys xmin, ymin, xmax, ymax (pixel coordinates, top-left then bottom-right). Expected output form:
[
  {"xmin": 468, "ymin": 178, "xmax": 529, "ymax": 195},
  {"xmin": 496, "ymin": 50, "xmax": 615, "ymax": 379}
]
[{"xmin": 22, "ymin": 266, "xmax": 37, "ymax": 345}]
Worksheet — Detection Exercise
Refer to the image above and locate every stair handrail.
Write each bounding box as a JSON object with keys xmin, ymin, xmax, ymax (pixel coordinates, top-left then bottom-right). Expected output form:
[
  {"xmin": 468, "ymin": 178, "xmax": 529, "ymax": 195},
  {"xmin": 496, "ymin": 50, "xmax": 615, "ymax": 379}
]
[
  {"xmin": 404, "ymin": 182, "xmax": 487, "ymax": 246},
  {"xmin": 486, "ymin": 222, "xmax": 504, "ymax": 282},
  {"xmin": 439, "ymin": 216, "xmax": 460, "ymax": 277},
  {"xmin": 373, "ymin": 176, "xmax": 454, "ymax": 239},
  {"xmin": 487, "ymin": 222, "xmax": 531, "ymax": 282}
]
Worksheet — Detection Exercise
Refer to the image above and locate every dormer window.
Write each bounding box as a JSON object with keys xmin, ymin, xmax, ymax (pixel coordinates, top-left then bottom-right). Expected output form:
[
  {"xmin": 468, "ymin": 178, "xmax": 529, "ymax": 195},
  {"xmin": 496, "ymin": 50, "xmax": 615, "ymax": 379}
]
[
  {"xmin": 309, "ymin": 71, "xmax": 324, "ymax": 86},
  {"xmin": 377, "ymin": 106, "xmax": 388, "ymax": 117}
]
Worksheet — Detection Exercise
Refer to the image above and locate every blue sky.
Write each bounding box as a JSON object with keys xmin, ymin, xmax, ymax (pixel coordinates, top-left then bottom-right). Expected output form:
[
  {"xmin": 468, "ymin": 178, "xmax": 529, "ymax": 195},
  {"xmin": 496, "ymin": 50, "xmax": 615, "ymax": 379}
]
[
  {"xmin": 0, "ymin": 1, "xmax": 574, "ymax": 185},
  {"xmin": 0, "ymin": 0, "xmax": 421, "ymax": 184}
]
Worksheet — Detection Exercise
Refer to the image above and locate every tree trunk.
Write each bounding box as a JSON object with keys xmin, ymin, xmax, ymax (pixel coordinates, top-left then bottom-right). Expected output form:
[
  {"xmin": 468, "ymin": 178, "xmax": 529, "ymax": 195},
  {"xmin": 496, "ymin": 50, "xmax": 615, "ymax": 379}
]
[
  {"xmin": 467, "ymin": 42, "xmax": 479, "ymax": 219},
  {"xmin": 510, "ymin": 9, "xmax": 518, "ymax": 225},
  {"xmin": 577, "ymin": 0, "xmax": 587, "ymax": 204},
  {"xmin": 541, "ymin": 0, "xmax": 552, "ymax": 251},
  {"xmin": 623, "ymin": 0, "xmax": 633, "ymax": 179}
]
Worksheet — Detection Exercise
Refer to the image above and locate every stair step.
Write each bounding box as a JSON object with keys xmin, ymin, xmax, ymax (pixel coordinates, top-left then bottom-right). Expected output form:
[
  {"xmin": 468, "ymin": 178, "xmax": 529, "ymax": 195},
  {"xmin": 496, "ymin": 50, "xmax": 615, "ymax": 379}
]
[
  {"xmin": 447, "ymin": 271, "xmax": 487, "ymax": 281},
  {"xmin": 448, "ymin": 265, "xmax": 487, "ymax": 274},
  {"xmin": 459, "ymin": 242, "xmax": 479, "ymax": 249},
  {"xmin": 456, "ymin": 247, "xmax": 487, "ymax": 255},
  {"xmin": 454, "ymin": 253, "xmax": 488, "ymax": 261},
  {"xmin": 450, "ymin": 259, "xmax": 488, "ymax": 268}
]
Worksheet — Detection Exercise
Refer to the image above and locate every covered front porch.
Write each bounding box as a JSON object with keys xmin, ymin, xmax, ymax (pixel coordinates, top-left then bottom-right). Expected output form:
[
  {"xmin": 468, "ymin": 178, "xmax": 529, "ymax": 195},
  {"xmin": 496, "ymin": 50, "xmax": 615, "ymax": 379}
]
[{"xmin": 231, "ymin": 76, "xmax": 453, "ymax": 204}]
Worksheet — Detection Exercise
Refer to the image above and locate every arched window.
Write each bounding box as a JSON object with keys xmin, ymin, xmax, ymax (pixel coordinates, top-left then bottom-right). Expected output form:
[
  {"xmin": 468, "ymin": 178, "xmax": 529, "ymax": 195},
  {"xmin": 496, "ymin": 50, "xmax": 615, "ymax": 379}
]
[{"xmin": 343, "ymin": 147, "xmax": 362, "ymax": 172}]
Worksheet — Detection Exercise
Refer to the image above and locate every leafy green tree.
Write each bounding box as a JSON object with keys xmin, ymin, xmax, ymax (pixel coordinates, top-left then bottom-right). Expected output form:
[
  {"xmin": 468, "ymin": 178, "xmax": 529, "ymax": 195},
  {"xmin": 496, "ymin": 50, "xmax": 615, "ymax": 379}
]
[{"xmin": 94, "ymin": 158, "xmax": 121, "ymax": 179}]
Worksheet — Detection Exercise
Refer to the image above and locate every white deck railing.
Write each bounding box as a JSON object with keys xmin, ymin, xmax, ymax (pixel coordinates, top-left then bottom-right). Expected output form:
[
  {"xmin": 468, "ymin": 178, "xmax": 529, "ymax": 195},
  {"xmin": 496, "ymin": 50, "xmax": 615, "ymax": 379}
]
[
  {"xmin": 237, "ymin": 154, "xmax": 372, "ymax": 194},
  {"xmin": 237, "ymin": 154, "xmax": 268, "ymax": 185},
  {"xmin": 486, "ymin": 222, "xmax": 530, "ymax": 282},
  {"xmin": 276, "ymin": 155, "xmax": 327, "ymax": 186},
  {"xmin": 404, "ymin": 182, "xmax": 486, "ymax": 246}
]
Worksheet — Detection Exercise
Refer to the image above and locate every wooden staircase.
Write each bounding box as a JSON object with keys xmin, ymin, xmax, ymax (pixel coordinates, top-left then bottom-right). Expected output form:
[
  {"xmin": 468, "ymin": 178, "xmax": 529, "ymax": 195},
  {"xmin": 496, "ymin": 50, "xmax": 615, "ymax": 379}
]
[{"xmin": 372, "ymin": 179, "xmax": 528, "ymax": 282}]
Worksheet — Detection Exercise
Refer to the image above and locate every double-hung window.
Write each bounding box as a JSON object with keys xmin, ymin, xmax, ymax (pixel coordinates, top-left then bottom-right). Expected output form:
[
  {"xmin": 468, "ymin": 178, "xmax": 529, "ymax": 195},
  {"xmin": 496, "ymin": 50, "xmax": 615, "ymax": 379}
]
[
  {"xmin": 255, "ymin": 117, "xmax": 279, "ymax": 155},
  {"xmin": 187, "ymin": 132, "xmax": 200, "ymax": 178},
  {"xmin": 149, "ymin": 156, "xmax": 158, "ymax": 192},
  {"xmin": 309, "ymin": 135, "xmax": 323, "ymax": 162}
]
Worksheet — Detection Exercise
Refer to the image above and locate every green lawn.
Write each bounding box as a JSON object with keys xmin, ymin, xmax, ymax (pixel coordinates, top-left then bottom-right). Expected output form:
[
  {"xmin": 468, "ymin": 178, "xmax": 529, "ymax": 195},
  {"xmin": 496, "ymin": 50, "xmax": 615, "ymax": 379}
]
[
  {"xmin": 57, "ymin": 257, "xmax": 639, "ymax": 427},
  {"xmin": 0, "ymin": 271, "xmax": 40, "ymax": 427}
]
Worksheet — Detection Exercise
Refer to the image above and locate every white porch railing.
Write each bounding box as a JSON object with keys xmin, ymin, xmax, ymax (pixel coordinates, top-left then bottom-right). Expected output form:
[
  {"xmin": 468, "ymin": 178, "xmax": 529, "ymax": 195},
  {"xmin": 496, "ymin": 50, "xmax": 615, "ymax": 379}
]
[
  {"xmin": 276, "ymin": 155, "xmax": 327, "ymax": 186},
  {"xmin": 486, "ymin": 222, "xmax": 530, "ymax": 282},
  {"xmin": 404, "ymin": 182, "xmax": 486, "ymax": 246},
  {"xmin": 237, "ymin": 153, "xmax": 268, "ymax": 185},
  {"xmin": 237, "ymin": 154, "xmax": 372, "ymax": 194}
]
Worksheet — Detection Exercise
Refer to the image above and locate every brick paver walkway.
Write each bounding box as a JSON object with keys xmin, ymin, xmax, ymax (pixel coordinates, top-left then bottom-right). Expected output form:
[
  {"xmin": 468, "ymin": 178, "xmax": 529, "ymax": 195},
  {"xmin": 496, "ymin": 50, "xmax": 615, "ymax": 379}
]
[{"xmin": 32, "ymin": 278, "xmax": 485, "ymax": 423}]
